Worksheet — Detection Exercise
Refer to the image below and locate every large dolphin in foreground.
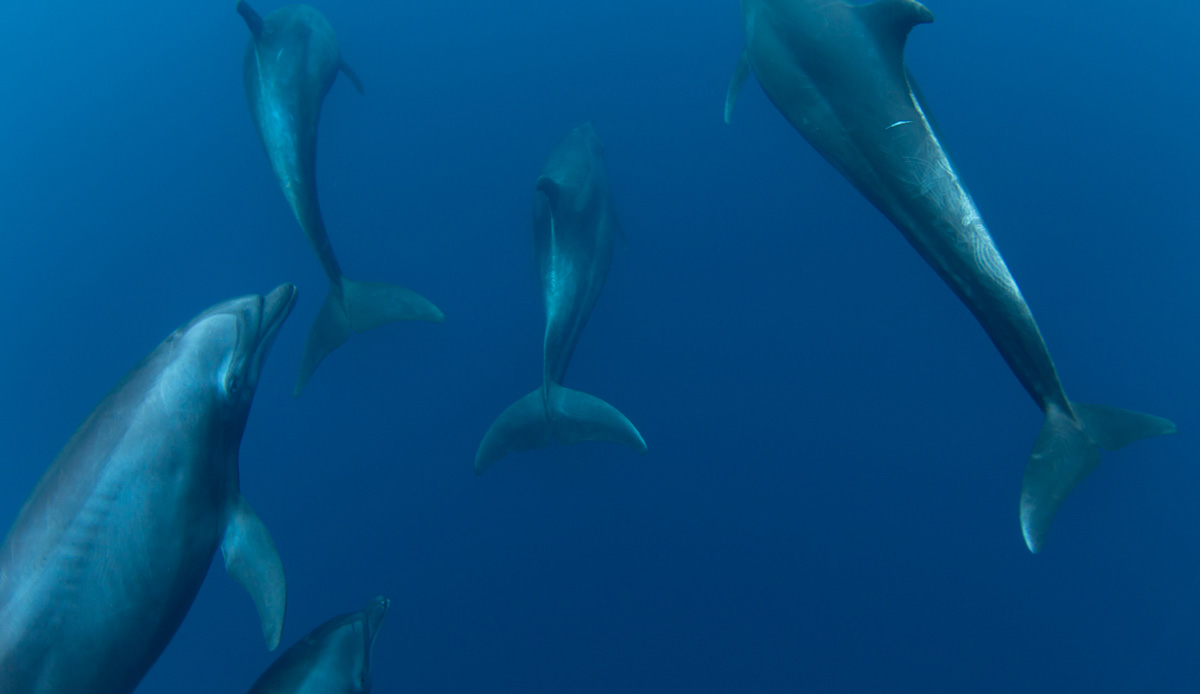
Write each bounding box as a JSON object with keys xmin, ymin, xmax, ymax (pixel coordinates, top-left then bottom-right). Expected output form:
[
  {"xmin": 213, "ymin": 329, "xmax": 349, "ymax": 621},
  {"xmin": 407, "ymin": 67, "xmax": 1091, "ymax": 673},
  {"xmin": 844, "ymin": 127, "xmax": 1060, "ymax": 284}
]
[
  {"xmin": 0, "ymin": 285, "xmax": 295, "ymax": 693},
  {"xmin": 724, "ymin": 0, "xmax": 1176, "ymax": 552},
  {"xmin": 475, "ymin": 122, "xmax": 647, "ymax": 473},
  {"xmin": 237, "ymin": 1, "xmax": 443, "ymax": 396},
  {"xmin": 247, "ymin": 596, "xmax": 390, "ymax": 693}
]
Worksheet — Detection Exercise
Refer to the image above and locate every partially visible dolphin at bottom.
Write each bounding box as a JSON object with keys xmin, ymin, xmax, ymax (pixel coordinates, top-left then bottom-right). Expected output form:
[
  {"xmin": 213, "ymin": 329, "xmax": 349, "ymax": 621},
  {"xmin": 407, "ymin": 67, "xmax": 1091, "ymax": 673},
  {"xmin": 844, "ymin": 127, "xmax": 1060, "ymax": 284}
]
[
  {"xmin": 0, "ymin": 285, "xmax": 295, "ymax": 693},
  {"xmin": 248, "ymin": 596, "xmax": 390, "ymax": 694},
  {"xmin": 237, "ymin": 1, "xmax": 443, "ymax": 396},
  {"xmin": 475, "ymin": 123, "xmax": 646, "ymax": 473},
  {"xmin": 724, "ymin": 0, "xmax": 1176, "ymax": 551}
]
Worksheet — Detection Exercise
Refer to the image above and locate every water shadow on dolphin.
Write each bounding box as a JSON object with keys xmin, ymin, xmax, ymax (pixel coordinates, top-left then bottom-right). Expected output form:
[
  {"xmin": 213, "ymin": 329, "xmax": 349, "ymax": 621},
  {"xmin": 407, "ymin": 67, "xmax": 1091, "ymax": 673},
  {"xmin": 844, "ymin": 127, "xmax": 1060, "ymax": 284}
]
[
  {"xmin": 475, "ymin": 123, "xmax": 646, "ymax": 474},
  {"xmin": 0, "ymin": 285, "xmax": 296, "ymax": 693},
  {"xmin": 237, "ymin": 1, "xmax": 443, "ymax": 397},
  {"xmin": 724, "ymin": 0, "xmax": 1176, "ymax": 552}
]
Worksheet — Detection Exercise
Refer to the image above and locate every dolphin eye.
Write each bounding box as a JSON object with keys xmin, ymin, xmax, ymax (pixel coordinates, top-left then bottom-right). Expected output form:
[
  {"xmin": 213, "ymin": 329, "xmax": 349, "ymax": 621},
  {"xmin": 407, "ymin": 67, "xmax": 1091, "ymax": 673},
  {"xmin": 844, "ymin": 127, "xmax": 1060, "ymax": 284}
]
[{"xmin": 227, "ymin": 375, "xmax": 241, "ymax": 395}]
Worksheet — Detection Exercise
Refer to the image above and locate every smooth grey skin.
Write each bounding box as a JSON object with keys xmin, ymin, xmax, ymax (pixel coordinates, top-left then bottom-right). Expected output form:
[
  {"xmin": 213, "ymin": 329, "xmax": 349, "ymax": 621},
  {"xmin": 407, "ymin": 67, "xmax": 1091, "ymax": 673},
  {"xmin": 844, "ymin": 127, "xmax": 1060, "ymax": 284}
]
[
  {"xmin": 475, "ymin": 122, "xmax": 646, "ymax": 473},
  {"xmin": 248, "ymin": 596, "xmax": 390, "ymax": 694},
  {"xmin": 238, "ymin": 1, "xmax": 442, "ymax": 397},
  {"xmin": 725, "ymin": 0, "xmax": 1176, "ymax": 552},
  {"xmin": 0, "ymin": 285, "xmax": 296, "ymax": 694}
]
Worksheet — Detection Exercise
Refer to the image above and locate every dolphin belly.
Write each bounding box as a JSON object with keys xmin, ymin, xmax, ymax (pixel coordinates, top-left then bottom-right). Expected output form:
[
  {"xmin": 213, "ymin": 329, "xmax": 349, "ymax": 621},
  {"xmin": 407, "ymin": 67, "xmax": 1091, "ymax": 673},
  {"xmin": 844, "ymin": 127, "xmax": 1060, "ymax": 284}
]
[{"xmin": 0, "ymin": 398, "xmax": 224, "ymax": 692}]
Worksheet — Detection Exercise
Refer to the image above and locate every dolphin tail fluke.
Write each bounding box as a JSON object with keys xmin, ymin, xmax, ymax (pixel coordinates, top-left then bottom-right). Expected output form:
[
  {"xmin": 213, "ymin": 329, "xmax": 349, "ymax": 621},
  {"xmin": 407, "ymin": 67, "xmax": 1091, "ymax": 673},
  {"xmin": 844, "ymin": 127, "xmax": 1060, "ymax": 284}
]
[
  {"xmin": 545, "ymin": 382, "xmax": 647, "ymax": 454},
  {"xmin": 475, "ymin": 389, "xmax": 551, "ymax": 474},
  {"xmin": 236, "ymin": 1, "xmax": 264, "ymax": 37},
  {"xmin": 294, "ymin": 287, "xmax": 352, "ymax": 397},
  {"xmin": 474, "ymin": 383, "xmax": 647, "ymax": 474},
  {"xmin": 724, "ymin": 51, "xmax": 750, "ymax": 124},
  {"xmin": 221, "ymin": 496, "xmax": 286, "ymax": 651},
  {"xmin": 339, "ymin": 59, "xmax": 365, "ymax": 95},
  {"xmin": 1020, "ymin": 401, "xmax": 1176, "ymax": 554},
  {"xmin": 342, "ymin": 277, "xmax": 443, "ymax": 332},
  {"xmin": 1072, "ymin": 402, "xmax": 1177, "ymax": 452},
  {"xmin": 294, "ymin": 279, "xmax": 443, "ymax": 396}
]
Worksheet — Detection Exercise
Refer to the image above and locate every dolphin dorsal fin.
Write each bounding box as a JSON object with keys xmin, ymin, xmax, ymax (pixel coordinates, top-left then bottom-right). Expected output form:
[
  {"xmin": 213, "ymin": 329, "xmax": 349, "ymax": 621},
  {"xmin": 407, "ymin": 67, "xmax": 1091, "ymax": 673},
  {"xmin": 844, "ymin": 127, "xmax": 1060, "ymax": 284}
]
[
  {"xmin": 236, "ymin": 1, "xmax": 264, "ymax": 37},
  {"xmin": 535, "ymin": 175, "xmax": 561, "ymax": 207},
  {"xmin": 853, "ymin": 0, "xmax": 934, "ymax": 65}
]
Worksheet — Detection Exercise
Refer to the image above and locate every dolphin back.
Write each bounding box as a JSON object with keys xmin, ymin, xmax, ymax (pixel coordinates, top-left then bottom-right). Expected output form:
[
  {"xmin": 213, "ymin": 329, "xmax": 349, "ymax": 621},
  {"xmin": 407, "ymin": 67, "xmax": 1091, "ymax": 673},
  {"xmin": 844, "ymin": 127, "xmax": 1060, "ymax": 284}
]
[
  {"xmin": 532, "ymin": 126, "xmax": 620, "ymax": 384},
  {"xmin": 475, "ymin": 382, "xmax": 646, "ymax": 474}
]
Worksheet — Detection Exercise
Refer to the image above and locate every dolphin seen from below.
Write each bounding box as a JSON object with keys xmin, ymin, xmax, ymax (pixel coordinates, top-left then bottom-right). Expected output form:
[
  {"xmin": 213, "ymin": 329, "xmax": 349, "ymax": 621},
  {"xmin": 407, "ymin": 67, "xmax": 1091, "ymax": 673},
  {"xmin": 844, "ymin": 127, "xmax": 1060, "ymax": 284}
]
[
  {"xmin": 237, "ymin": 1, "xmax": 443, "ymax": 396},
  {"xmin": 247, "ymin": 596, "xmax": 390, "ymax": 694},
  {"xmin": 475, "ymin": 122, "xmax": 647, "ymax": 474},
  {"xmin": 0, "ymin": 285, "xmax": 296, "ymax": 693},
  {"xmin": 724, "ymin": 0, "xmax": 1176, "ymax": 552}
]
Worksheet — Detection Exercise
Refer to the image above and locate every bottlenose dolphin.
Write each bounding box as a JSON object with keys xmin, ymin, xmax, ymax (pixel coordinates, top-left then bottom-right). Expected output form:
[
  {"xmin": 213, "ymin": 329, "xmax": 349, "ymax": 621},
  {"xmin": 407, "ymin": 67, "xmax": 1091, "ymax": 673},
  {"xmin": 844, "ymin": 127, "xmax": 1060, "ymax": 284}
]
[
  {"xmin": 247, "ymin": 596, "xmax": 390, "ymax": 693},
  {"xmin": 724, "ymin": 0, "xmax": 1176, "ymax": 552},
  {"xmin": 0, "ymin": 285, "xmax": 295, "ymax": 693},
  {"xmin": 237, "ymin": 1, "xmax": 443, "ymax": 396},
  {"xmin": 475, "ymin": 122, "xmax": 647, "ymax": 473}
]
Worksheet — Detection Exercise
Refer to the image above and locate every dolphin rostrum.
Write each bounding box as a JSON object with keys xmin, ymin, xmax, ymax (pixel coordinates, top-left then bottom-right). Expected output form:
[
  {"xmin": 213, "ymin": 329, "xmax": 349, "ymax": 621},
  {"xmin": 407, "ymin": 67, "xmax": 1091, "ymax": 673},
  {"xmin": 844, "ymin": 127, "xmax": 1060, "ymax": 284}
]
[
  {"xmin": 247, "ymin": 596, "xmax": 390, "ymax": 694},
  {"xmin": 724, "ymin": 0, "xmax": 1176, "ymax": 552},
  {"xmin": 475, "ymin": 122, "xmax": 647, "ymax": 473},
  {"xmin": 0, "ymin": 285, "xmax": 296, "ymax": 693},
  {"xmin": 237, "ymin": 1, "xmax": 442, "ymax": 396}
]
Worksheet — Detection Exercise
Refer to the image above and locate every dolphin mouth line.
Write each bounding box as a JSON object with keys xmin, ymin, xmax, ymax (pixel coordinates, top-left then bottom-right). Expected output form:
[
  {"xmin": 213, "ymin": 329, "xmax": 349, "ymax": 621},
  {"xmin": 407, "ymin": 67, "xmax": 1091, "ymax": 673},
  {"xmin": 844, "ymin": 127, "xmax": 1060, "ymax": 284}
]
[{"xmin": 255, "ymin": 284, "xmax": 297, "ymax": 360}]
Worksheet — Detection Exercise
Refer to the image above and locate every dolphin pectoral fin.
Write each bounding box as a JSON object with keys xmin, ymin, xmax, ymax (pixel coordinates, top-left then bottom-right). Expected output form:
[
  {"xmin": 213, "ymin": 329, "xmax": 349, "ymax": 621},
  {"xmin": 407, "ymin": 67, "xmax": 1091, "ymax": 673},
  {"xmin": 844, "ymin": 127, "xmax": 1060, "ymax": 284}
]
[
  {"xmin": 724, "ymin": 51, "xmax": 750, "ymax": 125},
  {"xmin": 1019, "ymin": 401, "xmax": 1177, "ymax": 554},
  {"xmin": 475, "ymin": 390, "xmax": 551, "ymax": 474},
  {"xmin": 546, "ymin": 382, "xmax": 647, "ymax": 454},
  {"xmin": 236, "ymin": 1, "xmax": 264, "ymax": 37},
  {"xmin": 221, "ymin": 497, "xmax": 286, "ymax": 651},
  {"xmin": 295, "ymin": 287, "xmax": 353, "ymax": 397},
  {"xmin": 339, "ymin": 58, "xmax": 365, "ymax": 95},
  {"xmin": 853, "ymin": 0, "xmax": 934, "ymax": 64},
  {"xmin": 1072, "ymin": 402, "xmax": 1178, "ymax": 451}
]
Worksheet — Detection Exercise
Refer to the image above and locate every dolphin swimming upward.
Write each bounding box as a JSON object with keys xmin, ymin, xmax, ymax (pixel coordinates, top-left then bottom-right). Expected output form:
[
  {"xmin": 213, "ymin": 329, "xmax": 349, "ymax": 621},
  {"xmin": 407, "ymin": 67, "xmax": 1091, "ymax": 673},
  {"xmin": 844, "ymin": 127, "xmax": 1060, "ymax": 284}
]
[
  {"xmin": 237, "ymin": 2, "xmax": 443, "ymax": 396},
  {"xmin": 724, "ymin": 0, "xmax": 1176, "ymax": 552},
  {"xmin": 247, "ymin": 596, "xmax": 390, "ymax": 694},
  {"xmin": 475, "ymin": 123, "xmax": 647, "ymax": 474},
  {"xmin": 0, "ymin": 285, "xmax": 295, "ymax": 693}
]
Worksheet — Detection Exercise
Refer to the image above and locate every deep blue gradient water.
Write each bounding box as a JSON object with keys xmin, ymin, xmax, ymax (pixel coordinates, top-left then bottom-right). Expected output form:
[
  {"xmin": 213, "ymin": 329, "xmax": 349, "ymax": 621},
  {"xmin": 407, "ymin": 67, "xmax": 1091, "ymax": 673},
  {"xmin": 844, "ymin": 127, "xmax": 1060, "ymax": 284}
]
[{"xmin": 1, "ymin": 1, "xmax": 1197, "ymax": 691}]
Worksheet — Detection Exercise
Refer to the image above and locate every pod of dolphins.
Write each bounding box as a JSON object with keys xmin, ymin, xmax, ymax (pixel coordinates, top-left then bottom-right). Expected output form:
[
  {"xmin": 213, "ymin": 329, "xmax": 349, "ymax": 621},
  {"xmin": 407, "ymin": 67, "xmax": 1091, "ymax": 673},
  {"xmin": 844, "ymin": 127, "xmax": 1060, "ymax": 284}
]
[{"xmin": 0, "ymin": 0, "xmax": 1177, "ymax": 691}]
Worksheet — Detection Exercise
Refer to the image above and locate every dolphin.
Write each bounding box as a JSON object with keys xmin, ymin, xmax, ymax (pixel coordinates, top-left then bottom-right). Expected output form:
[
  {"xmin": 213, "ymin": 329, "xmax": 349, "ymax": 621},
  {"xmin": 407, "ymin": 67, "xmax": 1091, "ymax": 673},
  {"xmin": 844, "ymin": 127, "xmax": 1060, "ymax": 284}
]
[
  {"xmin": 724, "ymin": 0, "xmax": 1176, "ymax": 552},
  {"xmin": 237, "ymin": 1, "xmax": 443, "ymax": 396},
  {"xmin": 0, "ymin": 285, "xmax": 295, "ymax": 693},
  {"xmin": 474, "ymin": 122, "xmax": 647, "ymax": 473},
  {"xmin": 247, "ymin": 596, "xmax": 390, "ymax": 694}
]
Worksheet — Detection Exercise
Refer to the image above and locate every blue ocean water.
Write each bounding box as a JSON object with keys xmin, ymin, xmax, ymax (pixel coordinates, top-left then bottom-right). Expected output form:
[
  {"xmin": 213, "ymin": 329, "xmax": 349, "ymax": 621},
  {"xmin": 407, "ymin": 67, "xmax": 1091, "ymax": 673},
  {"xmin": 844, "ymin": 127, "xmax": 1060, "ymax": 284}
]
[{"xmin": 1, "ymin": 0, "xmax": 1197, "ymax": 691}]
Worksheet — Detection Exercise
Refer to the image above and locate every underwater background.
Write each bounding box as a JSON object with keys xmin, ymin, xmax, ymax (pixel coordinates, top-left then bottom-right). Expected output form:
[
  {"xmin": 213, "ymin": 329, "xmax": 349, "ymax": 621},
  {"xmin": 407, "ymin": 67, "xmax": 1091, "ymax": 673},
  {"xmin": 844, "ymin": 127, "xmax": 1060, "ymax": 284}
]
[{"xmin": 1, "ymin": 0, "xmax": 1197, "ymax": 691}]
